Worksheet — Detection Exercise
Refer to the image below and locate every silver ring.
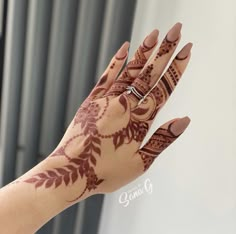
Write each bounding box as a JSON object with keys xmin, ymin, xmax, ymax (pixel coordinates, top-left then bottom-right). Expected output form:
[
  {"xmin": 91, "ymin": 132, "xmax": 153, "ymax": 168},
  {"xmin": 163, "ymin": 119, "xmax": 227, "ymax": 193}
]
[{"xmin": 126, "ymin": 86, "xmax": 144, "ymax": 100}]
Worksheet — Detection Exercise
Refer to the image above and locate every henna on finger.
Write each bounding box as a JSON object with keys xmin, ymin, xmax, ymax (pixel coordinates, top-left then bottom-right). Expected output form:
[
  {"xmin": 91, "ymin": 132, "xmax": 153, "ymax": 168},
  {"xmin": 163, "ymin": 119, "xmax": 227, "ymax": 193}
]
[
  {"xmin": 127, "ymin": 23, "xmax": 182, "ymax": 105},
  {"xmin": 19, "ymin": 24, "xmax": 192, "ymax": 203},
  {"xmin": 89, "ymin": 42, "xmax": 129, "ymax": 100},
  {"xmin": 128, "ymin": 42, "xmax": 192, "ymax": 125},
  {"xmin": 144, "ymin": 43, "xmax": 192, "ymax": 121},
  {"xmin": 106, "ymin": 29, "xmax": 158, "ymax": 96},
  {"xmin": 157, "ymin": 43, "xmax": 192, "ymax": 97},
  {"xmin": 137, "ymin": 117, "xmax": 190, "ymax": 171}
]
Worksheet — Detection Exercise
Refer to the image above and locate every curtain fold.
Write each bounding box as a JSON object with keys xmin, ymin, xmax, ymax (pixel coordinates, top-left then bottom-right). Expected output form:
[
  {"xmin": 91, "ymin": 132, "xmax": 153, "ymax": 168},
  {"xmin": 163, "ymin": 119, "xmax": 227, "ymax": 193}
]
[{"xmin": 0, "ymin": 0, "xmax": 28, "ymax": 185}]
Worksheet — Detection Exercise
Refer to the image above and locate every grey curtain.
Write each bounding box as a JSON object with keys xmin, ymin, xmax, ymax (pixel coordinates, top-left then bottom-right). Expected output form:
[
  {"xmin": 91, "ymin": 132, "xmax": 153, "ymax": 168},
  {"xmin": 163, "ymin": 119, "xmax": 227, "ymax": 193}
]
[{"xmin": 0, "ymin": 0, "xmax": 136, "ymax": 233}]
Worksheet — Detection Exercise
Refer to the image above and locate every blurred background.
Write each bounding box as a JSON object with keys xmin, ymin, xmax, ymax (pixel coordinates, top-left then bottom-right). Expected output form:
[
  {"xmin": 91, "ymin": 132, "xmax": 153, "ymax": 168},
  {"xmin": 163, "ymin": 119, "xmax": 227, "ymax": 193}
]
[{"xmin": 0, "ymin": 0, "xmax": 235, "ymax": 234}]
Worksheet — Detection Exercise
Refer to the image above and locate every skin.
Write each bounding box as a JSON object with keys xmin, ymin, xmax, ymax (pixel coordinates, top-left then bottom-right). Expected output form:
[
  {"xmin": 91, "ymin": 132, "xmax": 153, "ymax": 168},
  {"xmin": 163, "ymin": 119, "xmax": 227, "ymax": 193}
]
[{"xmin": 0, "ymin": 22, "xmax": 192, "ymax": 233}]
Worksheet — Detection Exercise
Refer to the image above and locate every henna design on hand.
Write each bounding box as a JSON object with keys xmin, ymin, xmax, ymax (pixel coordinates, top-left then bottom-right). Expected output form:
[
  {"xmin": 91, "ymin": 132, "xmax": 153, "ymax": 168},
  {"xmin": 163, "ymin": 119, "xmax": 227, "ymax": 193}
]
[
  {"xmin": 139, "ymin": 123, "xmax": 178, "ymax": 171},
  {"xmin": 21, "ymin": 24, "xmax": 192, "ymax": 202},
  {"xmin": 24, "ymin": 98, "xmax": 107, "ymax": 201},
  {"xmin": 138, "ymin": 117, "xmax": 190, "ymax": 171},
  {"xmin": 154, "ymin": 36, "xmax": 178, "ymax": 61},
  {"xmin": 23, "ymin": 53, "xmax": 190, "ymax": 200},
  {"xmin": 23, "ymin": 92, "xmax": 150, "ymax": 201},
  {"xmin": 107, "ymin": 30, "xmax": 158, "ymax": 96}
]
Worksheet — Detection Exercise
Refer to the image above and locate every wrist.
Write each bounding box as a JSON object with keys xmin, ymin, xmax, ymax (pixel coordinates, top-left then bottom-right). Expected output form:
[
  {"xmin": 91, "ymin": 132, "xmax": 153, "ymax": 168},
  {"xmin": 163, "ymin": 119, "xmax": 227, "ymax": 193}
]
[{"xmin": 0, "ymin": 151, "xmax": 91, "ymax": 233}]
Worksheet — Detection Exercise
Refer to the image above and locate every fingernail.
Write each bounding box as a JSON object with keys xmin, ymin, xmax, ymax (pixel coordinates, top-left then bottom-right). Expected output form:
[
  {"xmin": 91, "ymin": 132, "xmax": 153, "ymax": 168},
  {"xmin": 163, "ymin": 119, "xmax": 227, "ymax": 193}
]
[
  {"xmin": 177, "ymin": 43, "xmax": 193, "ymax": 60},
  {"xmin": 170, "ymin": 116, "xmax": 191, "ymax": 136},
  {"xmin": 143, "ymin": 29, "xmax": 159, "ymax": 48},
  {"xmin": 116, "ymin": 41, "xmax": 130, "ymax": 59},
  {"xmin": 166, "ymin": 22, "xmax": 182, "ymax": 42}
]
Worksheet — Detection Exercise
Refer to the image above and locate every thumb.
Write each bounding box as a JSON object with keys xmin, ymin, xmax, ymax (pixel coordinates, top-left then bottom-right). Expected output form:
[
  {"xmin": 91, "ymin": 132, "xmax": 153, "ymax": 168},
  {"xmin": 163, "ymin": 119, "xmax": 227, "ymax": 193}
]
[{"xmin": 137, "ymin": 116, "xmax": 191, "ymax": 171}]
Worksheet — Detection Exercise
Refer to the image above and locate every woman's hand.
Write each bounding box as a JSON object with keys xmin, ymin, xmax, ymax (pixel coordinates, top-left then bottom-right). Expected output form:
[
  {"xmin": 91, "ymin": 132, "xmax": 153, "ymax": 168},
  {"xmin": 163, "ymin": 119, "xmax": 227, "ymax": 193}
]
[{"xmin": 23, "ymin": 22, "xmax": 192, "ymax": 202}]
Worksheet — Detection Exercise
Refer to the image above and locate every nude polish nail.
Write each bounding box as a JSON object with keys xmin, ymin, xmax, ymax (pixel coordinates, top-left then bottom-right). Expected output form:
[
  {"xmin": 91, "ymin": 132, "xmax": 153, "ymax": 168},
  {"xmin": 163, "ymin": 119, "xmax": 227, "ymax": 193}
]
[
  {"xmin": 166, "ymin": 22, "xmax": 182, "ymax": 42},
  {"xmin": 143, "ymin": 29, "xmax": 159, "ymax": 48},
  {"xmin": 170, "ymin": 116, "xmax": 191, "ymax": 136},
  {"xmin": 176, "ymin": 42, "xmax": 193, "ymax": 60},
  {"xmin": 116, "ymin": 41, "xmax": 130, "ymax": 59}
]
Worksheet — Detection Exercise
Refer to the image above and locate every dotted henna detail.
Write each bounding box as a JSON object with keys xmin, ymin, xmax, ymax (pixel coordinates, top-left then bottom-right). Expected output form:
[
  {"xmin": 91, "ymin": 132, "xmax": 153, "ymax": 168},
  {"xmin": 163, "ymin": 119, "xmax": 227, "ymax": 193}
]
[
  {"xmin": 158, "ymin": 62, "xmax": 181, "ymax": 97},
  {"xmin": 97, "ymin": 95, "xmax": 149, "ymax": 147},
  {"xmin": 96, "ymin": 97, "xmax": 109, "ymax": 121},
  {"xmin": 50, "ymin": 133, "xmax": 83, "ymax": 160},
  {"xmin": 139, "ymin": 122, "xmax": 178, "ymax": 171},
  {"xmin": 23, "ymin": 72, "xmax": 173, "ymax": 200},
  {"xmin": 107, "ymin": 42, "xmax": 156, "ymax": 96},
  {"xmin": 110, "ymin": 61, "xmax": 116, "ymax": 69},
  {"xmin": 24, "ymin": 98, "xmax": 106, "ymax": 201},
  {"xmin": 154, "ymin": 36, "xmax": 178, "ymax": 61},
  {"xmin": 130, "ymin": 64, "xmax": 154, "ymax": 99}
]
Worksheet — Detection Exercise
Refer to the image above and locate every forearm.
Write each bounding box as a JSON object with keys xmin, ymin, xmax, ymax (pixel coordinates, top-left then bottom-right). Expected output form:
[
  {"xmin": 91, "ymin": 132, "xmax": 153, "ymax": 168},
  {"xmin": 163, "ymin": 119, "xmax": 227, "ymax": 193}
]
[{"xmin": 0, "ymin": 156, "xmax": 88, "ymax": 234}]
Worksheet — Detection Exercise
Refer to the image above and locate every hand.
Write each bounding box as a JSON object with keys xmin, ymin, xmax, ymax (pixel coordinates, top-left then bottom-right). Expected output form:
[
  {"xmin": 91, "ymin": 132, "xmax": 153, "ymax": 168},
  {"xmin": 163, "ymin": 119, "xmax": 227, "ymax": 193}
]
[{"xmin": 24, "ymin": 22, "xmax": 192, "ymax": 202}]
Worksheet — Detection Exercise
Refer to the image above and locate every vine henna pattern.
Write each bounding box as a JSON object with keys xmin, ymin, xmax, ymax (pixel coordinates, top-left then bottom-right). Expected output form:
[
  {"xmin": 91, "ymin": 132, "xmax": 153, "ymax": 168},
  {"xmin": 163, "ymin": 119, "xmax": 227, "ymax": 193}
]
[
  {"xmin": 23, "ymin": 23, "xmax": 191, "ymax": 202},
  {"xmin": 23, "ymin": 61, "xmax": 185, "ymax": 202},
  {"xmin": 23, "ymin": 58, "xmax": 184, "ymax": 201},
  {"xmin": 23, "ymin": 89, "xmax": 177, "ymax": 202}
]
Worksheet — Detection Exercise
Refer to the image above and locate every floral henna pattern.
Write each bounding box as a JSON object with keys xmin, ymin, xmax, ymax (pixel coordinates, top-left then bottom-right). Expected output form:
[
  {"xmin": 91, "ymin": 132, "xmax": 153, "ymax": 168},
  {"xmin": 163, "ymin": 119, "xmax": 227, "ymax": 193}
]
[
  {"xmin": 139, "ymin": 122, "xmax": 178, "ymax": 171},
  {"xmin": 23, "ymin": 56, "xmax": 185, "ymax": 202},
  {"xmin": 96, "ymin": 95, "xmax": 149, "ymax": 149},
  {"xmin": 22, "ymin": 26, "xmax": 190, "ymax": 202},
  {"xmin": 113, "ymin": 96, "xmax": 149, "ymax": 146},
  {"xmin": 23, "ymin": 91, "xmax": 152, "ymax": 201},
  {"xmin": 24, "ymin": 98, "xmax": 109, "ymax": 202}
]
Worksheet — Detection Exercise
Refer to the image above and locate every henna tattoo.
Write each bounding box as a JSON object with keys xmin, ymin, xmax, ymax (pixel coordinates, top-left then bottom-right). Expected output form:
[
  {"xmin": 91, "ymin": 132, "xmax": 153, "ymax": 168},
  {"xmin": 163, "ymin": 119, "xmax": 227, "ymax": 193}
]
[
  {"xmin": 22, "ymin": 30, "xmax": 187, "ymax": 202},
  {"xmin": 24, "ymin": 98, "xmax": 108, "ymax": 202},
  {"xmin": 23, "ymin": 78, "xmax": 178, "ymax": 200},
  {"xmin": 153, "ymin": 60, "xmax": 181, "ymax": 103},
  {"xmin": 50, "ymin": 133, "xmax": 83, "ymax": 160},
  {"xmin": 107, "ymin": 41, "xmax": 156, "ymax": 96},
  {"xmin": 97, "ymin": 73, "xmax": 108, "ymax": 86},
  {"xmin": 139, "ymin": 122, "xmax": 178, "ymax": 171},
  {"xmin": 111, "ymin": 95, "xmax": 149, "ymax": 148},
  {"xmin": 24, "ymin": 167, "xmax": 76, "ymax": 189},
  {"xmin": 129, "ymin": 64, "xmax": 154, "ymax": 100},
  {"xmin": 154, "ymin": 36, "xmax": 178, "ymax": 60}
]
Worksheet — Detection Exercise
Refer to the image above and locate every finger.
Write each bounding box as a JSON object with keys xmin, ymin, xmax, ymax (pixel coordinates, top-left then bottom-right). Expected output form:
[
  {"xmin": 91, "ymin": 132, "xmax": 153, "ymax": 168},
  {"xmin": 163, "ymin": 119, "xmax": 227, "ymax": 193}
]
[
  {"xmin": 89, "ymin": 42, "xmax": 130, "ymax": 99},
  {"xmin": 106, "ymin": 29, "xmax": 159, "ymax": 96},
  {"xmin": 148, "ymin": 43, "xmax": 192, "ymax": 116},
  {"xmin": 126, "ymin": 42, "xmax": 192, "ymax": 122},
  {"xmin": 136, "ymin": 116, "xmax": 190, "ymax": 171},
  {"xmin": 129, "ymin": 23, "xmax": 182, "ymax": 102}
]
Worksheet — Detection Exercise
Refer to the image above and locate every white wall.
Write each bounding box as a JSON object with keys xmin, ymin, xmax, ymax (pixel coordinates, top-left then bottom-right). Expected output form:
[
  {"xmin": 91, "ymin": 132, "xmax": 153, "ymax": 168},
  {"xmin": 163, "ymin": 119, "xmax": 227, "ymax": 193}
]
[{"xmin": 99, "ymin": 0, "xmax": 236, "ymax": 233}]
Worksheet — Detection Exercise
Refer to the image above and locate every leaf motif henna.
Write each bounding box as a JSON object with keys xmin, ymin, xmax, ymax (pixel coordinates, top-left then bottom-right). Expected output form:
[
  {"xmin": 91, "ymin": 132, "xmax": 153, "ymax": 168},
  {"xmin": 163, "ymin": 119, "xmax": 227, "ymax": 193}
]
[
  {"xmin": 118, "ymin": 95, "xmax": 128, "ymax": 112},
  {"xmin": 90, "ymin": 87, "xmax": 106, "ymax": 97},
  {"xmin": 21, "ymin": 26, "xmax": 190, "ymax": 204},
  {"xmin": 97, "ymin": 73, "xmax": 108, "ymax": 86},
  {"xmin": 24, "ymin": 167, "xmax": 78, "ymax": 189},
  {"xmin": 132, "ymin": 107, "xmax": 149, "ymax": 115},
  {"xmin": 24, "ymin": 99, "xmax": 106, "ymax": 201}
]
